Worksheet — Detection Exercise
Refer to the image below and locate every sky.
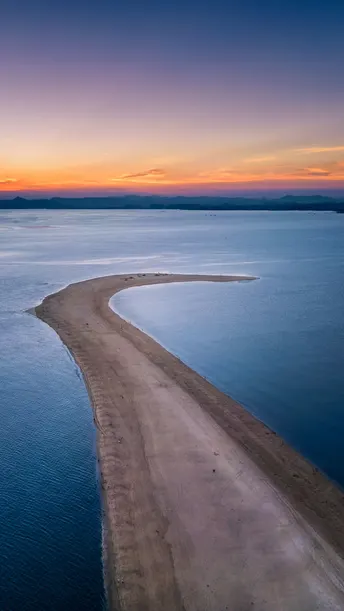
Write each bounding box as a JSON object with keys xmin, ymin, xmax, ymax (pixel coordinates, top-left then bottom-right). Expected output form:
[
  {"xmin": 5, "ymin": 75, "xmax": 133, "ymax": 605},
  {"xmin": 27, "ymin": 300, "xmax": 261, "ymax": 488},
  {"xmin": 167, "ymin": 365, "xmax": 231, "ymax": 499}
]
[{"xmin": 1, "ymin": 0, "xmax": 344, "ymax": 196}]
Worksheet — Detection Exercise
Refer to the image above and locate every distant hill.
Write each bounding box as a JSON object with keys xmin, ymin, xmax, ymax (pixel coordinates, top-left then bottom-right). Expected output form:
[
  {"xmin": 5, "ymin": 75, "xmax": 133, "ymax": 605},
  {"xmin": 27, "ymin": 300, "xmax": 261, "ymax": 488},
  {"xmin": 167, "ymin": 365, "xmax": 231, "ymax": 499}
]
[{"xmin": 1, "ymin": 194, "xmax": 344, "ymax": 212}]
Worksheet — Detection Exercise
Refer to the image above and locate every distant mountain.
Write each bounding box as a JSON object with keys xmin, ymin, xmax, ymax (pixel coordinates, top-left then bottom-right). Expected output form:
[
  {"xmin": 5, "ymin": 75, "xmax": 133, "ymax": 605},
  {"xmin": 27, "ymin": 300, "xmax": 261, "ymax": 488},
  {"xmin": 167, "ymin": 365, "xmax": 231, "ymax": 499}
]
[
  {"xmin": 0, "ymin": 194, "xmax": 344, "ymax": 212},
  {"xmin": 280, "ymin": 194, "xmax": 336, "ymax": 204}
]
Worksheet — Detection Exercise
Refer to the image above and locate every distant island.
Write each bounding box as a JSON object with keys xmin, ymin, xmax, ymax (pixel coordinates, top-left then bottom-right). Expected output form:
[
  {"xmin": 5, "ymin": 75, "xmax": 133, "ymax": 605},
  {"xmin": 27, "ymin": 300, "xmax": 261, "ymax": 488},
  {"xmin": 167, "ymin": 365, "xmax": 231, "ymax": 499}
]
[{"xmin": 1, "ymin": 194, "xmax": 344, "ymax": 212}]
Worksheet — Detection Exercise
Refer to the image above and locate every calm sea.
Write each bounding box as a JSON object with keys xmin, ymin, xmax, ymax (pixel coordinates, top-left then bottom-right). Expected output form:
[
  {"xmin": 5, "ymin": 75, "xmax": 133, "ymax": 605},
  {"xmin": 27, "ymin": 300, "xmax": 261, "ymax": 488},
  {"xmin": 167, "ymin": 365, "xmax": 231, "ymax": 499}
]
[{"xmin": 0, "ymin": 209, "xmax": 343, "ymax": 609}]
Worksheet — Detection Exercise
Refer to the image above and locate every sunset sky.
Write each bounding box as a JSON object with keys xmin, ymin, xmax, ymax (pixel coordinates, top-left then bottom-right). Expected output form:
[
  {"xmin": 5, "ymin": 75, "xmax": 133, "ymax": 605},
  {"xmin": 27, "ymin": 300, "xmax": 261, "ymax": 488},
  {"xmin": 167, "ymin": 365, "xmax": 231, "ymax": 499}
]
[{"xmin": 1, "ymin": 0, "xmax": 344, "ymax": 196}]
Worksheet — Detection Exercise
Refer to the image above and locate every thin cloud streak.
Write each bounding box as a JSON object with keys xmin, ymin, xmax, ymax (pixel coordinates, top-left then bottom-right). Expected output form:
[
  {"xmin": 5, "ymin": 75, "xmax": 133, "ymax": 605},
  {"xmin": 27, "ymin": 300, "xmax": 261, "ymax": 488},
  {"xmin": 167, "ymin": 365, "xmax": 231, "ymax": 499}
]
[
  {"xmin": 0, "ymin": 178, "xmax": 17, "ymax": 184},
  {"xmin": 111, "ymin": 168, "xmax": 165, "ymax": 181},
  {"xmin": 296, "ymin": 146, "xmax": 344, "ymax": 154},
  {"xmin": 304, "ymin": 168, "xmax": 331, "ymax": 176}
]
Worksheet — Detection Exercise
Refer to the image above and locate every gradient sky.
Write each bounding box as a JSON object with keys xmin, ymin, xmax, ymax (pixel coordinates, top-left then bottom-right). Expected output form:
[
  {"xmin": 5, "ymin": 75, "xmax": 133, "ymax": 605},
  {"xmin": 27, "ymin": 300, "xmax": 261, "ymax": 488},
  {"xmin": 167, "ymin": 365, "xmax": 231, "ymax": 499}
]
[{"xmin": 1, "ymin": 0, "xmax": 344, "ymax": 195}]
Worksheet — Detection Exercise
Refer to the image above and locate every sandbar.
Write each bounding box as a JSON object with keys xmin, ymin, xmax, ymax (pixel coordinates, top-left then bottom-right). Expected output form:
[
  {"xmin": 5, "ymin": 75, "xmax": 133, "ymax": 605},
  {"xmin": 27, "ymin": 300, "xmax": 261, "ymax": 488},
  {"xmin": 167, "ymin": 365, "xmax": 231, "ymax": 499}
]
[{"xmin": 35, "ymin": 273, "xmax": 344, "ymax": 610}]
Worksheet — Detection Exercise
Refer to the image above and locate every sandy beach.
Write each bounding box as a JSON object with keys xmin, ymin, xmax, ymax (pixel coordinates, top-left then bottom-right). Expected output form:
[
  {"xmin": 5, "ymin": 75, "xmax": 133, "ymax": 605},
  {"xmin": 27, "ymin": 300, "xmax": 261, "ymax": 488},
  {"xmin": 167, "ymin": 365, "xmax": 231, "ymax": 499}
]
[{"xmin": 35, "ymin": 272, "xmax": 344, "ymax": 610}]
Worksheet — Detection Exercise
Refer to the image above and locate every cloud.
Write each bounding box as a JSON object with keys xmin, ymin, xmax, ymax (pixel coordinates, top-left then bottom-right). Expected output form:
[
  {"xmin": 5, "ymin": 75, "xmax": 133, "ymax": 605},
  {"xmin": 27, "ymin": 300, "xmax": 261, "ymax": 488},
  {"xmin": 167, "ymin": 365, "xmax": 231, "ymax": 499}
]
[
  {"xmin": 0, "ymin": 178, "xmax": 17, "ymax": 184},
  {"xmin": 293, "ymin": 167, "xmax": 331, "ymax": 177},
  {"xmin": 296, "ymin": 145, "xmax": 344, "ymax": 154},
  {"xmin": 244, "ymin": 155, "xmax": 276, "ymax": 163},
  {"xmin": 304, "ymin": 167, "xmax": 331, "ymax": 176},
  {"xmin": 284, "ymin": 168, "xmax": 333, "ymax": 178},
  {"xmin": 111, "ymin": 168, "xmax": 165, "ymax": 181}
]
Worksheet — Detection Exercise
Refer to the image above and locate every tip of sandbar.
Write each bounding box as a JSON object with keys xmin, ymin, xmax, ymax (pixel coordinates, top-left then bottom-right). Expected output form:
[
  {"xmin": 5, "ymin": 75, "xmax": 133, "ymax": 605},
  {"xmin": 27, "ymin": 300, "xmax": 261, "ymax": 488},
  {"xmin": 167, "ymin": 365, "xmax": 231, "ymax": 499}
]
[{"xmin": 25, "ymin": 307, "xmax": 37, "ymax": 316}]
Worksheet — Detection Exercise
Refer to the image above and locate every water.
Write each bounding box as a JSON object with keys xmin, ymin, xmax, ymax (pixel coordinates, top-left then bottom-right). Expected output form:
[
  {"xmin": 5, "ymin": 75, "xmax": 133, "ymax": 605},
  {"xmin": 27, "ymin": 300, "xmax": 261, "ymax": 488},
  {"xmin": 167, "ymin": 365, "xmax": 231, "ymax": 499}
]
[
  {"xmin": 0, "ymin": 209, "xmax": 343, "ymax": 608},
  {"xmin": 112, "ymin": 212, "xmax": 344, "ymax": 485}
]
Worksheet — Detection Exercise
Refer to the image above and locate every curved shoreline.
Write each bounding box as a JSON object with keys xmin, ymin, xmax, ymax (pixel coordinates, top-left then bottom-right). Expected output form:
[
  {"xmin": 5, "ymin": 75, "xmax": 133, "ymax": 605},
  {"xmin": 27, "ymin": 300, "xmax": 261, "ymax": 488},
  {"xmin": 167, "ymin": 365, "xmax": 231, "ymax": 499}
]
[{"xmin": 35, "ymin": 273, "xmax": 344, "ymax": 610}]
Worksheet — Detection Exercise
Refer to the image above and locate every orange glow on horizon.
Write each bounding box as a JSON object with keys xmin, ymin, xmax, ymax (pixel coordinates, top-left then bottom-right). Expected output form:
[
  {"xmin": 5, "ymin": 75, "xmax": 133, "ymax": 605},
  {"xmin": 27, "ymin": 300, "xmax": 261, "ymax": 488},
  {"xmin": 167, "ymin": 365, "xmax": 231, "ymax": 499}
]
[
  {"xmin": 2, "ymin": 173, "xmax": 344, "ymax": 195},
  {"xmin": 2, "ymin": 148, "xmax": 344, "ymax": 194}
]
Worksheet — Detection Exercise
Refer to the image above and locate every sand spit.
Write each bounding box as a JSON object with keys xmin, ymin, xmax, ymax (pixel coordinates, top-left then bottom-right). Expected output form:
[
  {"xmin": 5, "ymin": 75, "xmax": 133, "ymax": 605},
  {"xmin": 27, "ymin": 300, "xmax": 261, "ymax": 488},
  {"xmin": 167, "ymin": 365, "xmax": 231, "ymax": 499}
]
[{"xmin": 35, "ymin": 273, "xmax": 344, "ymax": 610}]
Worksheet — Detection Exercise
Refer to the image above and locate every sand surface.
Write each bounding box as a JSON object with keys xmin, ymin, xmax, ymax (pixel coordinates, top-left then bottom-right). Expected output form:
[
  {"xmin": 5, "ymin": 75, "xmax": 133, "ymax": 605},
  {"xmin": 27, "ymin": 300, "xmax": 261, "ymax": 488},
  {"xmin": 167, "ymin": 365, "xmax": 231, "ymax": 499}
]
[{"xmin": 35, "ymin": 273, "xmax": 344, "ymax": 610}]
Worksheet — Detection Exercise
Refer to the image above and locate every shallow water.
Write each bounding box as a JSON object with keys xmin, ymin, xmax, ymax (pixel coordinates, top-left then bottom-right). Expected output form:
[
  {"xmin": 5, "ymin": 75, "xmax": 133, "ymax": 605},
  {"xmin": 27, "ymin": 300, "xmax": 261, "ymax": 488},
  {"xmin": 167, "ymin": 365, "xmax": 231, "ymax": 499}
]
[{"xmin": 0, "ymin": 209, "xmax": 343, "ymax": 608}]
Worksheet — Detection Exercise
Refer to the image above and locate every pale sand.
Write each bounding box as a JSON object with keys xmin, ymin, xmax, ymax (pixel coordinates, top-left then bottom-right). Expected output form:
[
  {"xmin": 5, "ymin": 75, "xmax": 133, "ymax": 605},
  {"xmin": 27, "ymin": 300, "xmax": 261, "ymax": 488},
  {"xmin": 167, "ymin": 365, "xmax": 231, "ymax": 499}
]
[{"xmin": 34, "ymin": 273, "xmax": 344, "ymax": 610}]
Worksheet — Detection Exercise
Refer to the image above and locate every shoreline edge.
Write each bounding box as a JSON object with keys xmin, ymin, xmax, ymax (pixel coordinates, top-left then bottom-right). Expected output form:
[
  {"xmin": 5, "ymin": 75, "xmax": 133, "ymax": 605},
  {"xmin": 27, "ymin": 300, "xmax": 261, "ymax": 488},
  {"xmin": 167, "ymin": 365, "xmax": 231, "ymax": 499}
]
[{"xmin": 34, "ymin": 273, "xmax": 344, "ymax": 610}]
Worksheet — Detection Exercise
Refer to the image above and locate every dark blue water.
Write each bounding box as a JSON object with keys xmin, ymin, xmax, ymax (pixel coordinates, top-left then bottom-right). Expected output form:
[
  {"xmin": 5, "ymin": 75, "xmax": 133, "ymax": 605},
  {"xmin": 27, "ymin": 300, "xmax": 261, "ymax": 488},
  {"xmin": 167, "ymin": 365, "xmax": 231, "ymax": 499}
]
[
  {"xmin": 0, "ymin": 309, "xmax": 105, "ymax": 610},
  {"xmin": 0, "ymin": 209, "xmax": 343, "ymax": 608}
]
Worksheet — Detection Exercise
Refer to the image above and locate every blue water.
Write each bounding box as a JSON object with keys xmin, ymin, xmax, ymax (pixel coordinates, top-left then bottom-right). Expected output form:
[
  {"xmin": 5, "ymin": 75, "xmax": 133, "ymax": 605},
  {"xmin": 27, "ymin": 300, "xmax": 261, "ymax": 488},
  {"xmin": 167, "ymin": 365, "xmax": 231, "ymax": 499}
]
[
  {"xmin": 0, "ymin": 209, "xmax": 343, "ymax": 608},
  {"xmin": 112, "ymin": 212, "xmax": 344, "ymax": 486}
]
